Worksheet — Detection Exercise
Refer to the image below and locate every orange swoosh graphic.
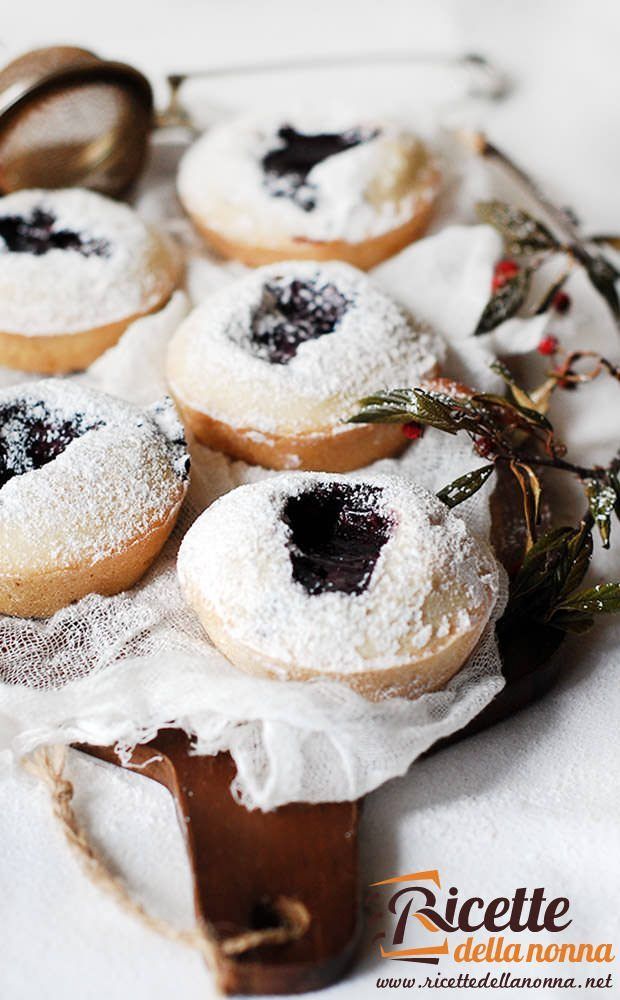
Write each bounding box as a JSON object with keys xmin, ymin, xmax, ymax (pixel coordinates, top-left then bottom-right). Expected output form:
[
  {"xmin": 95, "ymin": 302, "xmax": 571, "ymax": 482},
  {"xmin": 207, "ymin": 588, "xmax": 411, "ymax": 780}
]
[
  {"xmin": 380, "ymin": 939, "xmax": 449, "ymax": 959},
  {"xmin": 370, "ymin": 869, "xmax": 441, "ymax": 888}
]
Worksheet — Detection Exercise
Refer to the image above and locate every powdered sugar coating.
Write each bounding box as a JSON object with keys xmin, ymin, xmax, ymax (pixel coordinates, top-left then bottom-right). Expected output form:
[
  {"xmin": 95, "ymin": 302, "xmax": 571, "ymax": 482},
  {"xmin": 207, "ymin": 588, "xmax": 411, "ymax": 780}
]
[
  {"xmin": 178, "ymin": 112, "xmax": 440, "ymax": 245},
  {"xmin": 177, "ymin": 472, "xmax": 500, "ymax": 677},
  {"xmin": 0, "ymin": 189, "xmax": 176, "ymax": 335},
  {"xmin": 167, "ymin": 261, "xmax": 443, "ymax": 435},
  {"xmin": 0, "ymin": 381, "xmax": 188, "ymax": 573}
]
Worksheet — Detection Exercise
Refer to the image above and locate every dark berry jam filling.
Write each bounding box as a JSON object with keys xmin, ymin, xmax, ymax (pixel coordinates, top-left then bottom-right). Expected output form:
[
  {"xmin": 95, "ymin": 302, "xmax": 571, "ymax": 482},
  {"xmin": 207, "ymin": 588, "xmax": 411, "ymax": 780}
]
[
  {"xmin": 282, "ymin": 482, "xmax": 392, "ymax": 596},
  {"xmin": 262, "ymin": 125, "xmax": 379, "ymax": 211},
  {"xmin": 0, "ymin": 208, "xmax": 110, "ymax": 258},
  {"xmin": 0, "ymin": 400, "xmax": 102, "ymax": 489},
  {"xmin": 249, "ymin": 276, "xmax": 349, "ymax": 364}
]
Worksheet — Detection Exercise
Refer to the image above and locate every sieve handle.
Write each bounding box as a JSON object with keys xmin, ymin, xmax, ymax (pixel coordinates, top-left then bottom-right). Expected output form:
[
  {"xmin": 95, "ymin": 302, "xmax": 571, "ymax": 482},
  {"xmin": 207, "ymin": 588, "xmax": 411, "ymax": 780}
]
[{"xmin": 158, "ymin": 51, "xmax": 511, "ymax": 130}]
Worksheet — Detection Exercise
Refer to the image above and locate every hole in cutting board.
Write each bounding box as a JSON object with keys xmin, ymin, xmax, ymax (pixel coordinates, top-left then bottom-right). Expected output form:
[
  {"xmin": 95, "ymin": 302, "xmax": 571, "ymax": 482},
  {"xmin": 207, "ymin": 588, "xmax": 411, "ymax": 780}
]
[{"xmin": 250, "ymin": 897, "xmax": 287, "ymax": 931}]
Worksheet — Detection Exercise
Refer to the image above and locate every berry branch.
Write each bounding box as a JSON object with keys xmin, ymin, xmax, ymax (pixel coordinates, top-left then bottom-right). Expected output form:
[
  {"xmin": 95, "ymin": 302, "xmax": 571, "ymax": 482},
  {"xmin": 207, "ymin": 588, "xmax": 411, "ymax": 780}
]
[
  {"xmin": 462, "ymin": 131, "xmax": 620, "ymax": 334},
  {"xmin": 350, "ymin": 362, "xmax": 620, "ymax": 635},
  {"xmin": 472, "ymin": 200, "xmax": 620, "ymax": 335}
]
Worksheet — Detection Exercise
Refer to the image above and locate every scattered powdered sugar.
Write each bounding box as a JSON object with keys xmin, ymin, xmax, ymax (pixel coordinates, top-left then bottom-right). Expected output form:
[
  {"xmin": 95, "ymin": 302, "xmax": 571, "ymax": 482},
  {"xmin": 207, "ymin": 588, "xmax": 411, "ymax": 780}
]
[
  {"xmin": 0, "ymin": 380, "xmax": 188, "ymax": 573},
  {"xmin": 167, "ymin": 261, "xmax": 444, "ymax": 435},
  {"xmin": 0, "ymin": 189, "xmax": 174, "ymax": 335},
  {"xmin": 177, "ymin": 111, "xmax": 440, "ymax": 245},
  {"xmin": 177, "ymin": 471, "xmax": 499, "ymax": 677}
]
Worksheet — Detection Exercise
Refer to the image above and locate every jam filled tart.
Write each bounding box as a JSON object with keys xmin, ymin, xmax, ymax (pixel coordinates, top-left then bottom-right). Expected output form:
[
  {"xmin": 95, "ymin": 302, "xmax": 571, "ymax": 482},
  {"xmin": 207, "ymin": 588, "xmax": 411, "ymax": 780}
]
[
  {"xmin": 0, "ymin": 381, "xmax": 189, "ymax": 618},
  {"xmin": 0, "ymin": 188, "xmax": 180, "ymax": 374},
  {"xmin": 177, "ymin": 473, "xmax": 499, "ymax": 701},
  {"xmin": 166, "ymin": 261, "xmax": 443, "ymax": 471},
  {"xmin": 177, "ymin": 112, "xmax": 441, "ymax": 269}
]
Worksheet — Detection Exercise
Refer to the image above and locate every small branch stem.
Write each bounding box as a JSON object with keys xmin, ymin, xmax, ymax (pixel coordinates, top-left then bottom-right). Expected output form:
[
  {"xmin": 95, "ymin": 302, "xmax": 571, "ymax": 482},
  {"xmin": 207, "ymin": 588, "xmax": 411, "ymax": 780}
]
[
  {"xmin": 496, "ymin": 453, "xmax": 605, "ymax": 480},
  {"xmin": 470, "ymin": 134, "xmax": 582, "ymax": 245}
]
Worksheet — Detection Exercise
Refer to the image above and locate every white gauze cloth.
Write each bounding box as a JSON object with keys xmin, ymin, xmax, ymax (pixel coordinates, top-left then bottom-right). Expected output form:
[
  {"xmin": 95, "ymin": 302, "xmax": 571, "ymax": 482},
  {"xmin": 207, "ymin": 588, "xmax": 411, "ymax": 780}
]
[{"xmin": 0, "ymin": 223, "xmax": 510, "ymax": 811}]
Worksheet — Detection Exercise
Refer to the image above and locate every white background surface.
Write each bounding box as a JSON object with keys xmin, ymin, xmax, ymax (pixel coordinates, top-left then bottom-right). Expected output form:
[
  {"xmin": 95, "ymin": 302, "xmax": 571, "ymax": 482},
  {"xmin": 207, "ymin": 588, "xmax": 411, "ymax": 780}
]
[{"xmin": 1, "ymin": 2, "xmax": 620, "ymax": 998}]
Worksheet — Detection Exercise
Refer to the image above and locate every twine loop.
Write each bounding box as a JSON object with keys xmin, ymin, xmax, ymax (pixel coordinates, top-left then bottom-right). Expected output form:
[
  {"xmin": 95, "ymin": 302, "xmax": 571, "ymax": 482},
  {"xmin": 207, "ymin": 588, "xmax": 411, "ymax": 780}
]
[{"xmin": 24, "ymin": 745, "xmax": 310, "ymax": 992}]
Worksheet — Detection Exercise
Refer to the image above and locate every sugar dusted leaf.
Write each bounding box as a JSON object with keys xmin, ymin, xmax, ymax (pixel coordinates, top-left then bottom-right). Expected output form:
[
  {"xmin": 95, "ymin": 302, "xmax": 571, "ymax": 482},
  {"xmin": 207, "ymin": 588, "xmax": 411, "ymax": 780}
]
[
  {"xmin": 548, "ymin": 581, "xmax": 620, "ymax": 633},
  {"xmin": 476, "ymin": 201, "xmax": 559, "ymax": 255},
  {"xmin": 351, "ymin": 388, "xmax": 459, "ymax": 433},
  {"xmin": 557, "ymin": 581, "xmax": 620, "ymax": 616},
  {"xmin": 610, "ymin": 467, "xmax": 620, "ymax": 520},
  {"xmin": 585, "ymin": 478, "xmax": 616, "ymax": 548},
  {"xmin": 436, "ymin": 464, "xmax": 495, "ymax": 509},
  {"xmin": 474, "ymin": 268, "xmax": 532, "ymax": 335},
  {"xmin": 350, "ymin": 390, "xmax": 420, "ymax": 424}
]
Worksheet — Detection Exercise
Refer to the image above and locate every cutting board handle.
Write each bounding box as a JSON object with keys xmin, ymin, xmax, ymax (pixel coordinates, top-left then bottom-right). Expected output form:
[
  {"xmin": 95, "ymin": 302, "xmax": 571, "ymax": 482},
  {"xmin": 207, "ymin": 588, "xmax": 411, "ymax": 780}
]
[{"xmin": 82, "ymin": 731, "xmax": 362, "ymax": 995}]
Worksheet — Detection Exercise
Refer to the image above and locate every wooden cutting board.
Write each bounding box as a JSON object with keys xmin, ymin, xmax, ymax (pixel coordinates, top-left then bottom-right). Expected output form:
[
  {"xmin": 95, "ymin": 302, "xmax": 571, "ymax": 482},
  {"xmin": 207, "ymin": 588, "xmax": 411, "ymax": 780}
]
[
  {"xmin": 80, "ymin": 468, "xmax": 563, "ymax": 995},
  {"xmin": 83, "ymin": 733, "xmax": 362, "ymax": 995}
]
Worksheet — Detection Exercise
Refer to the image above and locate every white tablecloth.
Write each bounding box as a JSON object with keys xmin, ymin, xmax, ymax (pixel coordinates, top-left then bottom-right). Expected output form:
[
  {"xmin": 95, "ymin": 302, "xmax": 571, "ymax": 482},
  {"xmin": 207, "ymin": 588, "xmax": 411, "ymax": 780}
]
[{"xmin": 1, "ymin": 2, "xmax": 619, "ymax": 997}]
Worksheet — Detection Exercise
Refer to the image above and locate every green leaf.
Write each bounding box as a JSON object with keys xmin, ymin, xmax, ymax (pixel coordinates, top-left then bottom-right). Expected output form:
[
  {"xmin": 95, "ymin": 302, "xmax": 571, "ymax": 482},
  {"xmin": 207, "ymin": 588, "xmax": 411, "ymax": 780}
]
[
  {"xmin": 557, "ymin": 582, "xmax": 620, "ymax": 616},
  {"xmin": 571, "ymin": 246, "xmax": 620, "ymax": 321},
  {"xmin": 546, "ymin": 611, "xmax": 595, "ymax": 634},
  {"xmin": 555, "ymin": 519, "xmax": 593, "ymax": 602},
  {"xmin": 474, "ymin": 269, "xmax": 532, "ymax": 335},
  {"xmin": 548, "ymin": 581, "xmax": 620, "ymax": 634},
  {"xmin": 478, "ymin": 379, "xmax": 553, "ymax": 431},
  {"xmin": 535, "ymin": 272, "xmax": 569, "ymax": 315},
  {"xmin": 476, "ymin": 201, "xmax": 559, "ymax": 254},
  {"xmin": 489, "ymin": 361, "xmax": 552, "ymax": 427},
  {"xmin": 436, "ymin": 464, "xmax": 495, "ymax": 508},
  {"xmin": 517, "ymin": 526, "xmax": 575, "ymax": 584},
  {"xmin": 510, "ymin": 526, "xmax": 573, "ymax": 605},
  {"xmin": 610, "ymin": 467, "xmax": 620, "ymax": 521},
  {"xmin": 507, "ymin": 521, "xmax": 593, "ymax": 622},
  {"xmin": 585, "ymin": 478, "xmax": 616, "ymax": 549},
  {"xmin": 585, "ymin": 255, "xmax": 620, "ymax": 319},
  {"xmin": 351, "ymin": 388, "xmax": 459, "ymax": 433},
  {"xmin": 490, "ymin": 361, "xmax": 536, "ymax": 411}
]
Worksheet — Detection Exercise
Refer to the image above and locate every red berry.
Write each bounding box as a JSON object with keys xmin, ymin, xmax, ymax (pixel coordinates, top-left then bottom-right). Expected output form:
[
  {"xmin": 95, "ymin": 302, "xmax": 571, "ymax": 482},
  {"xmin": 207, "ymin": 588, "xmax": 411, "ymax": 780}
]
[
  {"xmin": 537, "ymin": 335, "xmax": 559, "ymax": 356},
  {"xmin": 402, "ymin": 421, "xmax": 424, "ymax": 440},
  {"xmin": 552, "ymin": 290, "xmax": 571, "ymax": 314},
  {"xmin": 474, "ymin": 435, "xmax": 495, "ymax": 458},
  {"xmin": 492, "ymin": 259, "xmax": 519, "ymax": 291}
]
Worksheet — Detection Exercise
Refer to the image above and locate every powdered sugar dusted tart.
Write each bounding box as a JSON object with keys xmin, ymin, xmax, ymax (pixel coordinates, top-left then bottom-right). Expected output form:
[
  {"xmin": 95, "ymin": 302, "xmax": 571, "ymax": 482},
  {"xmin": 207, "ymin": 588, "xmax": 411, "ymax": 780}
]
[
  {"xmin": 0, "ymin": 189, "xmax": 180, "ymax": 373},
  {"xmin": 0, "ymin": 381, "xmax": 189, "ymax": 618},
  {"xmin": 177, "ymin": 112, "xmax": 441, "ymax": 268},
  {"xmin": 177, "ymin": 473, "xmax": 499, "ymax": 700},
  {"xmin": 167, "ymin": 261, "xmax": 443, "ymax": 471}
]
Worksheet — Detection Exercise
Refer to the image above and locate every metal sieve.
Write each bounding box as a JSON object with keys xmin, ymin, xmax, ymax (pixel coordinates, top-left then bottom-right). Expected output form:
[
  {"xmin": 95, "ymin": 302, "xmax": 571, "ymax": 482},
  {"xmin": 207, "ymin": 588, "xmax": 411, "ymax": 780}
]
[{"xmin": 0, "ymin": 46, "xmax": 153, "ymax": 197}]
